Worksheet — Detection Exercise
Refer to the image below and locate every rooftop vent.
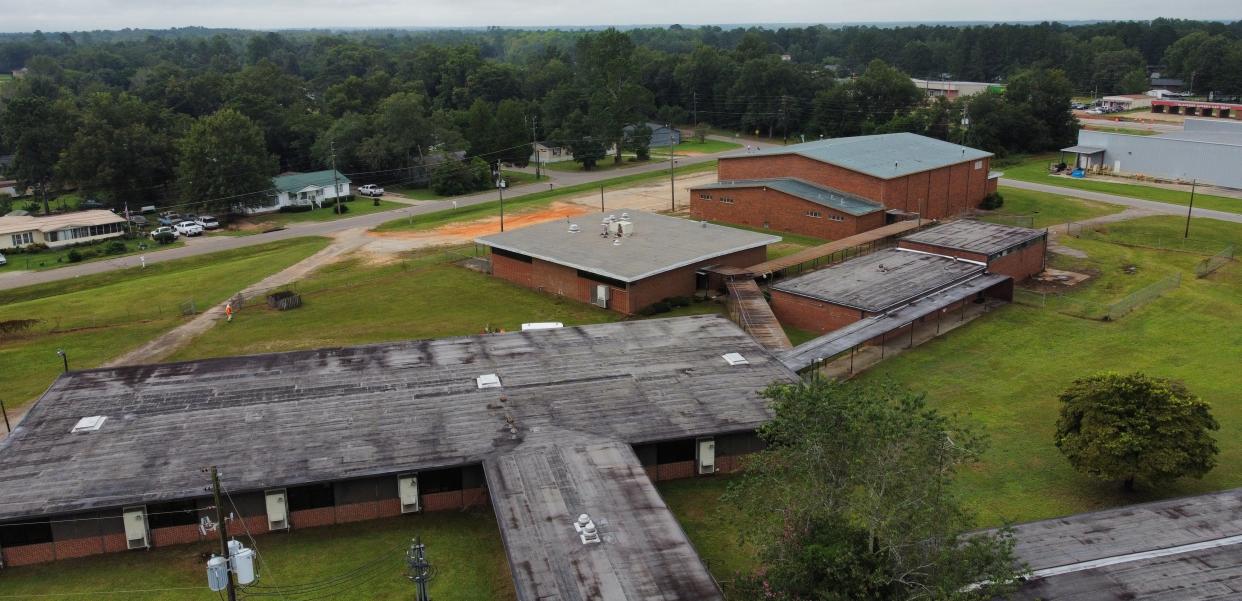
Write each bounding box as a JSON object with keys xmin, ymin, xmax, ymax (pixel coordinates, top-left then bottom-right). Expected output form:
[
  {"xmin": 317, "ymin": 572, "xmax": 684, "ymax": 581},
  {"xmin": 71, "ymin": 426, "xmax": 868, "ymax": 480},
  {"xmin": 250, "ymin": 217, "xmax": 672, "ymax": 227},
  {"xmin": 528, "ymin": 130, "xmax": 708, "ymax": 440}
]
[
  {"xmin": 620, "ymin": 212, "xmax": 630, "ymax": 220},
  {"xmin": 476, "ymin": 374, "xmax": 502, "ymax": 389},
  {"xmin": 71, "ymin": 415, "xmax": 107, "ymax": 433},
  {"xmin": 574, "ymin": 513, "xmax": 602, "ymax": 545},
  {"xmin": 568, "ymin": 223, "xmax": 580, "ymax": 234},
  {"xmin": 722, "ymin": 352, "xmax": 749, "ymax": 366}
]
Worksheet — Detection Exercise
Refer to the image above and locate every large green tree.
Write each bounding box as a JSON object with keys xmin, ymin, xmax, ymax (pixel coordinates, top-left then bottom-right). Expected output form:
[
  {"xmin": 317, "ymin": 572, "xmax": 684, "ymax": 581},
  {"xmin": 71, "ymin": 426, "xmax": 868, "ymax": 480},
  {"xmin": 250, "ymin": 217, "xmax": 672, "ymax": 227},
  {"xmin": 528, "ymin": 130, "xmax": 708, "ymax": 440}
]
[
  {"xmin": 0, "ymin": 85, "xmax": 78, "ymax": 213},
  {"xmin": 726, "ymin": 380, "xmax": 1023, "ymax": 600},
  {"xmin": 1056, "ymin": 372, "xmax": 1219, "ymax": 492},
  {"xmin": 176, "ymin": 108, "xmax": 276, "ymax": 213}
]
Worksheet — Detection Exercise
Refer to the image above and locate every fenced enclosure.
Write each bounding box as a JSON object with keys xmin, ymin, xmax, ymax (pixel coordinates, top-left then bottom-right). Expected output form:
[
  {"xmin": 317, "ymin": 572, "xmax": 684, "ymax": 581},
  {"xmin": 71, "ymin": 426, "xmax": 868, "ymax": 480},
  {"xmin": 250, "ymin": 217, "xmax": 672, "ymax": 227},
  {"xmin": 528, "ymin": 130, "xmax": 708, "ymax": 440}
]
[
  {"xmin": 979, "ymin": 214, "xmax": 1036, "ymax": 229},
  {"xmin": 1195, "ymin": 244, "xmax": 1236, "ymax": 278},
  {"xmin": 1066, "ymin": 223, "xmax": 1231, "ymax": 255},
  {"xmin": 1014, "ymin": 272, "xmax": 1183, "ymax": 322},
  {"xmin": 1103, "ymin": 273, "xmax": 1182, "ymax": 321}
]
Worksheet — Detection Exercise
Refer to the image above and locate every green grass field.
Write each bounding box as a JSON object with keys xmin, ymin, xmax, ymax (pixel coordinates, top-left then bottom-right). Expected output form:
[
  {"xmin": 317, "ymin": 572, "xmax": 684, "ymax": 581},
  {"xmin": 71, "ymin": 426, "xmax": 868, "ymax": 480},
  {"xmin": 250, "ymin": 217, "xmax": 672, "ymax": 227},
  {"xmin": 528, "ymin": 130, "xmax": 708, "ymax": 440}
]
[
  {"xmin": 660, "ymin": 477, "xmax": 758, "ymax": 597},
  {"xmin": 650, "ymin": 139, "xmax": 743, "ymax": 156},
  {"xmin": 244, "ymin": 199, "xmax": 404, "ymax": 225},
  {"xmin": 543, "ymin": 155, "xmax": 650, "ymax": 173},
  {"xmin": 979, "ymin": 186, "xmax": 1124, "ymax": 228},
  {"xmin": 0, "ymin": 510, "xmax": 514, "ymax": 601},
  {"xmin": 1000, "ymin": 154, "xmax": 1242, "ymax": 215},
  {"xmin": 857, "ymin": 215, "xmax": 1242, "ymax": 525},
  {"xmin": 0, "ymin": 237, "xmax": 330, "ymax": 409},
  {"xmin": 389, "ymin": 170, "xmax": 541, "ymax": 200},
  {"xmin": 0, "ymin": 236, "xmax": 185, "ymax": 272},
  {"xmin": 707, "ymin": 221, "xmax": 826, "ymax": 260},
  {"xmin": 373, "ymin": 161, "xmax": 718, "ymax": 233},
  {"xmin": 1081, "ymin": 125, "xmax": 1160, "ymax": 136}
]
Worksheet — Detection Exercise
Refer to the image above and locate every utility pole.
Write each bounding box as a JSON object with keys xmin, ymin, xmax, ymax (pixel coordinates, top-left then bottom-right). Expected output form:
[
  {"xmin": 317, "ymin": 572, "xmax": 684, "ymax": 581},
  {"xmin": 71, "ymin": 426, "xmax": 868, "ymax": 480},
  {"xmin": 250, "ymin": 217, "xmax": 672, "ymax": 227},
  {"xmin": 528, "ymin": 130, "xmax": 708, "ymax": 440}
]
[
  {"xmin": 407, "ymin": 537, "xmax": 432, "ymax": 601},
  {"xmin": 600, "ymin": 185, "xmax": 605, "ymax": 213},
  {"xmin": 1184, "ymin": 179, "xmax": 1197, "ymax": 239},
  {"xmin": 497, "ymin": 160, "xmax": 505, "ymax": 232},
  {"xmin": 1, "ymin": 398, "xmax": 10, "ymax": 433},
  {"xmin": 780, "ymin": 95, "xmax": 789, "ymax": 145},
  {"xmin": 530, "ymin": 115, "xmax": 541, "ymax": 180},
  {"xmin": 692, "ymin": 91, "xmax": 698, "ymax": 127},
  {"xmin": 668, "ymin": 123, "xmax": 676, "ymax": 211},
  {"xmin": 209, "ymin": 467, "xmax": 237, "ymax": 601},
  {"xmin": 330, "ymin": 141, "xmax": 342, "ymax": 215}
]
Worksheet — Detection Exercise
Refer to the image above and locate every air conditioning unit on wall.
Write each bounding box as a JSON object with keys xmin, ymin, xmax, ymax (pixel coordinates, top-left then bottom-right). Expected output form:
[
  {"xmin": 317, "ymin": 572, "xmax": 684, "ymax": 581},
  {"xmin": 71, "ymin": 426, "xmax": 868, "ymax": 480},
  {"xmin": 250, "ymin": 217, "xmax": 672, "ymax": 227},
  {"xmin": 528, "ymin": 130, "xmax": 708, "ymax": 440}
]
[
  {"xmin": 593, "ymin": 284, "xmax": 610, "ymax": 308},
  {"xmin": 398, "ymin": 474, "xmax": 420, "ymax": 514},
  {"xmin": 123, "ymin": 506, "xmax": 150, "ymax": 549},
  {"xmin": 265, "ymin": 489, "xmax": 289, "ymax": 531}
]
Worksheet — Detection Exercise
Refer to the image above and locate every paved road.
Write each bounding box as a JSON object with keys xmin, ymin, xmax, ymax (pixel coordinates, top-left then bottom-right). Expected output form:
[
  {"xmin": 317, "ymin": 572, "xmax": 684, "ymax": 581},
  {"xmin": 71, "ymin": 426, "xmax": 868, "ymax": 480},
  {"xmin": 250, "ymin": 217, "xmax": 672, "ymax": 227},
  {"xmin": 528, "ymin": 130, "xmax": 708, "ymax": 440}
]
[
  {"xmin": 0, "ymin": 139, "xmax": 773, "ymax": 291},
  {"xmin": 1078, "ymin": 116, "xmax": 1182, "ymax": 134},
  {"xmin": 1000, "ymin": 178, "xmax": 1242, "ymax": 224}
]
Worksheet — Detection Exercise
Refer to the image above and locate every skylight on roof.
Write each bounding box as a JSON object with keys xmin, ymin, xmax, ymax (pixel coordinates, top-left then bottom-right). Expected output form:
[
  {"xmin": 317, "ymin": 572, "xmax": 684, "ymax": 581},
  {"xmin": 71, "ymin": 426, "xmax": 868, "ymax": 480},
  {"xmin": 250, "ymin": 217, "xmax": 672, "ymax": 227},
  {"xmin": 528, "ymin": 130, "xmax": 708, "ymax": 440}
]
[
  {"xmin": 476, "ymin": 374, "xmax": 502, "ymax": 389},
  {"xmin": 71, "ymin": 416, "xmax": 107, "ymax": 433},
  {"xmin": 722, "ymin": 353, "xmax": 749, "ymax": 366}
]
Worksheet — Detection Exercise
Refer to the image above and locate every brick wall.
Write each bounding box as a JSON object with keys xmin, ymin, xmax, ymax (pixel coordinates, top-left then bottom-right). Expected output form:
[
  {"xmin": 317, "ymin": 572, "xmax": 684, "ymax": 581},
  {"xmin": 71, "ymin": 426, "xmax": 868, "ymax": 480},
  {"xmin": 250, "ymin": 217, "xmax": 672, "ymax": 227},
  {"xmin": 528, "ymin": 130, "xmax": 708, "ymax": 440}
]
[
  {"xmin": 717, "ymin": 154, "xmax": 991, "ymax": 219},
  {"xmin": 899, "ymin": 235, "xmax": 1047, "ymax": 282},
  {"xmin": 52, "ymin": 537, "xmax": 105, "ymax": 560},
  {"xmin": 421, "ymin": 488, "xmax": 489, "ymax": 512},
  {"xmin": 689, "ymin": 185, "xmax": 886, "ymax": 239},
  {"xmin": 1, "ymin": 542, "xmax": 54, "ymax": 567},
  {"xmin": 151, "ymin": 524, "xmax": 202, "ymax": 548},
  {"xmin": 770, "ymin": 289, "xmax": 865, "ymax": 334},
  {"xmin": 490, "ymin": 253, "xmax": 533, "ymax": 288},
  {"xmin": 655, "ymin": 461, "xmax": 695, "ymax": 481},
  {"xmin": 290, "ymin": 506, "xmax": 337, "ymax": 529},
  {"xmin": 627, "ymin": 246, "xmax": 767, "ymax": 311}
]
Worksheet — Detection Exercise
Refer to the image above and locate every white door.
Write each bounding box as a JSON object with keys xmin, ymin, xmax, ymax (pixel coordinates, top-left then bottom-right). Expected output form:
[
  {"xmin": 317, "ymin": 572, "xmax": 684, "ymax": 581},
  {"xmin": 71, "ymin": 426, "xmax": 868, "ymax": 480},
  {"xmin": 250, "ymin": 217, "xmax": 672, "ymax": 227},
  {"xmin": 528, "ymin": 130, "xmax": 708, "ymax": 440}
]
[
  {"xmin": 265, "ymin": 489, "xmax": 288, "ymax": 530},
  {"xmin": 123, "ymin": 506, "xmax": 149, "ymax": 549},
  {"xmin": 697, "ymin": 437, "xmax": 716, "ymax": 475}
]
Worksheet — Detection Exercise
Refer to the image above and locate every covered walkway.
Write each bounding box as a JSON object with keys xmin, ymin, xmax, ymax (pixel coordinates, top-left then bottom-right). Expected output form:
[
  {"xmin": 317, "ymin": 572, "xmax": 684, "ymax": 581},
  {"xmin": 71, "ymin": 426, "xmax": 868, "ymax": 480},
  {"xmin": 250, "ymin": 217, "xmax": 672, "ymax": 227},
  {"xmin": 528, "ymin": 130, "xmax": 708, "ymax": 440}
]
[
  {"xmin": 746, "ymin": 220, "xmax": 924, "ymax": 278},
  {"xmin": 726, "ymin": 279, "xmax": 792, "ymax": 351}
]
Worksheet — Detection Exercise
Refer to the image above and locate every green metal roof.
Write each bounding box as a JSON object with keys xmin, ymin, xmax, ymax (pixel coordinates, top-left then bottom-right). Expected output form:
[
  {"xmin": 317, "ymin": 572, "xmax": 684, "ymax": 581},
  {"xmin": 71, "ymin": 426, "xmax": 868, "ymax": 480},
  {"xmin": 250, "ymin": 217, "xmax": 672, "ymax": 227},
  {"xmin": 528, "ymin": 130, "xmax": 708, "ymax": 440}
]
[
  {"xmin": 695, "ymin": 178, "xmax": 884, "ymax": 216},
  {"xmin": 271, "ymin": 170, "xmax": 351, "ymax": 193},
  {"xmin": 724, "ymin": 133, "xmax": 991, "ymax": 180}
]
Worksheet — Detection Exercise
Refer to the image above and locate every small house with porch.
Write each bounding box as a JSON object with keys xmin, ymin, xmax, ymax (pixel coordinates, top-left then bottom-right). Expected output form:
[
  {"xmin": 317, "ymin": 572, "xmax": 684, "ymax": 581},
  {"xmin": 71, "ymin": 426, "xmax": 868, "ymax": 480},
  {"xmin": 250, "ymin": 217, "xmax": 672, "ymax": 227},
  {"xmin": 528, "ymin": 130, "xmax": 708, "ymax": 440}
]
[{"xmin": 247, "ymin": 170, "xmax": 351, "ymax": 214}]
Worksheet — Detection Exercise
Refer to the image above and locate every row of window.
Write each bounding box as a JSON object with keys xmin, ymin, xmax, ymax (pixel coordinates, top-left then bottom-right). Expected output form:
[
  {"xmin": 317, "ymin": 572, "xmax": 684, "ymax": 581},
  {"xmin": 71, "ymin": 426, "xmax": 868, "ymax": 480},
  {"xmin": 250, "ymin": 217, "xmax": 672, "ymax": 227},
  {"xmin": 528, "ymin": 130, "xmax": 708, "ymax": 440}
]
[
  {"xmin": 803, "ymin": 211, "xmax": 846, "ymax": 222},
  {"xmin": 45, "ymin": 222, "xmax": 126, "ymax": 243},
  {"xmin": 696, "ymin": 193, "xmax": 734, "ymax": 204},
  {"xmin": 10, "ymin": 232, "xmax": 33, "ymax": 247}
]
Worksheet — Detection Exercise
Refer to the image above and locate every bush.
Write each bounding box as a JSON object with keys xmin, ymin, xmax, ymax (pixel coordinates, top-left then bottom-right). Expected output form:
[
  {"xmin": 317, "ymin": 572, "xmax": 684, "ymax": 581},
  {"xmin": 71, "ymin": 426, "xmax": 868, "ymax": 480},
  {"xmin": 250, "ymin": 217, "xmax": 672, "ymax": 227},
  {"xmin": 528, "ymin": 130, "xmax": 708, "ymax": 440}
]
[
  {"xmin": 153, "ymin": 231, "xmax": 175, "ymax": 245},
  {"xmin": 66, "ymin": 249, "xmax": 84, "ymax": 263},
  {"xmin": 334, "ymin": 203, "xmax": 350, "ymax": 214},
  {"xmin": 668, "ymin": 296, "xmax": 692, "ymax": 308},
  {"xmin": 278, "ymin": 205, "xmax": 314, "ymax": 213},
  {"xmin": 104, "ymin": 241, "xmax": 128, "ymax": 255},
  {"xmin": 979, "ymin": 192, "xmax": 1004, "ymax": 210}
]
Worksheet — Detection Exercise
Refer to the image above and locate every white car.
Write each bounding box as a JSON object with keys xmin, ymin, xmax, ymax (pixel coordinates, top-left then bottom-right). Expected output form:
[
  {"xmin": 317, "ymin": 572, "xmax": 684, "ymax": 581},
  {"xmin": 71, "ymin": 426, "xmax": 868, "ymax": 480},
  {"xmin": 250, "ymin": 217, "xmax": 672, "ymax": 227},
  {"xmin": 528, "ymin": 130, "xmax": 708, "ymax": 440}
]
[
  {"xmin": 150, "ymin": 226, "xmax": 180, "ymax": 240},
  {"xmin": 358, "ymin": 184, "xmax": 384, "ymax": 197},
  {"xmin": 196, "ymin": 215, "xmax": 220, "ymax": 230},
  {"xmin": 174, "ymin": 221, "xmax": 204, "ymax": 236},
  {"xmin": 0, "ymin": 251, "xmax": 6, "ymax": 266}
]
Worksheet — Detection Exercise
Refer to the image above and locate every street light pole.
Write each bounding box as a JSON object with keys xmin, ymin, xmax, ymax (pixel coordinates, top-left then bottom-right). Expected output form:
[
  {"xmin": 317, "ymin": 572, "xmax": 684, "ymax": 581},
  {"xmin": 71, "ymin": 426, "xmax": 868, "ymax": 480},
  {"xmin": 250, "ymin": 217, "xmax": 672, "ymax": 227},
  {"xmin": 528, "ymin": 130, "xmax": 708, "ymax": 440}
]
[
  {"xmin": 1184, "ymin": 179, "xmax": 1196, "ymax": 239},
  {"xmin": 497, "ymin": 160, "xmax": 505, "ymax": 232},
  {"xmin": 668, "ymin": 123, "xmax": 675, "ymax": 211},
  {"xmin": 56, "ymin": 349, "xmax": 68, "ymax": 373}
]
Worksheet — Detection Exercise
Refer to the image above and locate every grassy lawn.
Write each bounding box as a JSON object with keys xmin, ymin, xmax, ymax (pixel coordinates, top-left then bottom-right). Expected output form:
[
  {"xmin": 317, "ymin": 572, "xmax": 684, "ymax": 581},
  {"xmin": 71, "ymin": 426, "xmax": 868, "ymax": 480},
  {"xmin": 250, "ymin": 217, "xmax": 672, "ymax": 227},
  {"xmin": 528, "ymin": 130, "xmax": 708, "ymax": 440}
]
[
  {"xmin": 389, "ymin": 171, "xmax": 540, "ymax": 201},
  {"xmin": 0, "ymin": 237, "xmax": 330, "ymax": 409},
  {"xmin": 244, "ymin": 199, "xmax": 404, "ymax": 226},
  {"xmin": 0, "ymin": 236, "xmax": 185, "ymax": 272},
  {"xmin": 660, "ymin": 476, "xmax": 757, "ymax": 597},
  {"xmin": 650, "ymin": 139, "xmax": 743, "ymax": 156},
  {"xmin": 168, "ymin": 247, "xmax": 622, "ymax": 361},
  {"xmin": 705, "ymin": 221, "xmax": 827, "ymax": 260},
  {"xmin": 783, "ymin": 325, "xmax": 820, "ymax": 346},
  {"xmin": 1000, "ymin": 153, "xmax": 1242, "ymax": 215},
  {"xmin": 373, "ymin": 161, "xmax": 718, "ymax": 234},
  {"xmin": 978, "ymin": 186, "xmax": 1124, "ymax": 228},
  {"xmin": 855, "ymin": 215, "xmax": 1242, "ymax": 525},
  {"xmin": 0, "ymin": 510, "xmax": 513, "ymax": 601},
  {"xmin": 1080, "ymin": 125, "xmax": 1160, "ymax": 136},
  {"xmin": 544, "ymin": 155, "xmax": 651, "ymax": 173}
]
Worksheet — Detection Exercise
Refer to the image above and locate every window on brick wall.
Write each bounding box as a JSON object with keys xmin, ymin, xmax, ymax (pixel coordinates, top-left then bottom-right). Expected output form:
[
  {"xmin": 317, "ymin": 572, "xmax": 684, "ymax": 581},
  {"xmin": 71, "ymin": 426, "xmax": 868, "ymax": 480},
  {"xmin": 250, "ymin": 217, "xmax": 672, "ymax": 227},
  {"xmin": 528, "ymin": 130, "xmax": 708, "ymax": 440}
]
[
  {"xmin": 655, "ymin": 439, "xmax": 695, "ymax": 463},
  {"xmin": 288, "ymin": 483, "xmax": 336, "ymax": 511},
  {"xmin": 698, "ymin": 192, "xmax": 712, "ymax": 200},
  {"xmin": 148, "ymin": 500, "xmax": 201, "ymax": 528},
  {"xmin": 829, "ymin": 215, "xmax": 845, "ymax": 222},
  {"xmin": 974, "ymin": 160, "xmax": 983, "ymax": 170},
  {"xmin": 720, "ymin": 196, "xmax": 734, "ymax": 204},
  {"xmin": 419, "ymin": 468, "xmax": 463, "ymax": 494},
  {"xmin": 805, "ymin": 210, "xmax": 822, "ymax": 218}
]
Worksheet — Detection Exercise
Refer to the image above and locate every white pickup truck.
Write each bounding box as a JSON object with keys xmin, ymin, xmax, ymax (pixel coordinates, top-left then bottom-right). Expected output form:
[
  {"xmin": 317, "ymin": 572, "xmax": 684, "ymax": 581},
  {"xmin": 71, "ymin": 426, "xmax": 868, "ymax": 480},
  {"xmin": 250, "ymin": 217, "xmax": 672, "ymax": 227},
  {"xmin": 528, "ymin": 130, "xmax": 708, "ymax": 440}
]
[{"xmin": 358, "ymin": 184, "xmax": 385, "ymax": 197}]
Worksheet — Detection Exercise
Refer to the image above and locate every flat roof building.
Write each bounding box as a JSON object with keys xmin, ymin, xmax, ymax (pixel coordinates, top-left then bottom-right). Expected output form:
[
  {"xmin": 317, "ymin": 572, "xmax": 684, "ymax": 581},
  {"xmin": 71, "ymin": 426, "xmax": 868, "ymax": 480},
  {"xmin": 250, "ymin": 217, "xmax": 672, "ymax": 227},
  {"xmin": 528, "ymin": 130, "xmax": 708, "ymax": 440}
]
[
  {"xmin": 900, "ymin": 220, "xmax": 1047, "ymax": 281},
  {"xmin": 700, "ymin": 134, "xmax": 997, "ymax": 232},
  {"xmin": 0, "ymin": 315, "xmax": 797, "ymax": 599},
  {"xmin": 476, "ymin": 210, "xmax": 779, "ymax": 314},
  {"xmin": 690, "ymin": 177, "xmax": 887, "ymax": 240},
  {"xmin": 1064, "ymin": 119, "xmax": 1242, "ymax": 189},
  {"xmin": 769, "ymin": 247, "xmax": 1012, "ymax": 336},
  {"xmin": 0, "ymin": 210, "xmax": 127, "ymax": 251}
]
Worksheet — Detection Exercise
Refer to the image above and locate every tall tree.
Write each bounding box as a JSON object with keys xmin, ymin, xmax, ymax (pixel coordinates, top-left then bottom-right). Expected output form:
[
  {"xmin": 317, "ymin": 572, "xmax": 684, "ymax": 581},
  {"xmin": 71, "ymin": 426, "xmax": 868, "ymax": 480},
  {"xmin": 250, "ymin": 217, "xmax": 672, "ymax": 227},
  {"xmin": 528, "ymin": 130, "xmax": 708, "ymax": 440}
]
[
  {"xmin": 726, "ymin": 380, "xmax": 1023, "ymax": 600},
  {"xmin": 493, "ymin": 99, "xmax": 532, "ymax": 167},
  {"xmin": 0, "ymin": 87, "xmax": 77, "ymax": 213},
  {"xmin": 1056, "ymin": 372, "xmax": 1219, "ymax": 492},
  {"xmin": 176, "ymin": 108, "xmax": 276, "ymax": 214}
]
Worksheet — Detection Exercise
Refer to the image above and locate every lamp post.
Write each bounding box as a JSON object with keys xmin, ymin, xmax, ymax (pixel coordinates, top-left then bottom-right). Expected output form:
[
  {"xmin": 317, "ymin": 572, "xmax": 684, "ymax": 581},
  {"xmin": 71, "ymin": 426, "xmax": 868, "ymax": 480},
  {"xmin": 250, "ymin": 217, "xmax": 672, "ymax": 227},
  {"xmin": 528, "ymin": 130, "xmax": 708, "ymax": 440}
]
[
  {"xmin": 1184, "ymin": 179, "xmax": 1196, "ymax": 239},
  {"xmin": 56, "ymin": 349, "xmax": 68, "ymax": 373}
]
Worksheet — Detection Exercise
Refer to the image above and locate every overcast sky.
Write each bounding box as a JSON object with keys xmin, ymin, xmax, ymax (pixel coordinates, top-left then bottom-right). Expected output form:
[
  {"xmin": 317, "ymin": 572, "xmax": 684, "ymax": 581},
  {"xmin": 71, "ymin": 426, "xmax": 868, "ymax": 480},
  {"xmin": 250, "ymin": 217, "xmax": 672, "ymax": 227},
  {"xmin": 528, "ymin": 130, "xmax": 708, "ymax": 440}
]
[{"xmin": 0, "ymin": 0, "xmax": 1235, "ymax": 33}]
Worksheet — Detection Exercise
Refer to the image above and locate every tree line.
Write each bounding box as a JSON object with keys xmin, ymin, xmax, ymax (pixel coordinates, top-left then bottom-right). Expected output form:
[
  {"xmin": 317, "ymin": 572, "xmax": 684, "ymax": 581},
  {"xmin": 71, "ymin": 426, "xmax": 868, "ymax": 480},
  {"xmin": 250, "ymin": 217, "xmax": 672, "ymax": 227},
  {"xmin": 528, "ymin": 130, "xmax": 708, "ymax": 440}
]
[{"xmin": 0, "ymin": 20, "xmax": 1237, "ymax": 214}]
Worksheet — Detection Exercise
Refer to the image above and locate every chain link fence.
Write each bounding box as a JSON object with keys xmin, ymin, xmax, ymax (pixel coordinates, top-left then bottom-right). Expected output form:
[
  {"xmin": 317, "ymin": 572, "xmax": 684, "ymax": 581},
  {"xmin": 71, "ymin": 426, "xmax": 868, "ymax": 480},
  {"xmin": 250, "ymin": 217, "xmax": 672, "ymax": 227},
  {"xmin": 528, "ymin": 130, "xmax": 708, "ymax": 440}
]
[
  {"xmin": 1195, "ymin": 244, "xmax": 1236, "ymax": 278},
  {"xmin": 1066, "ymin": 224, "xmax": 1229, "ymax": 255},
  {"xmin": 1015, "ymin": 273, "xmax": 1183, "ymax": 322},
  {"xmin": 979, "ymin": 214, "xmax": 1036, "ymax": 229},
  {"xmin": 1103, "ymin": 273, "xmax": 1182, "ymax": 321}
]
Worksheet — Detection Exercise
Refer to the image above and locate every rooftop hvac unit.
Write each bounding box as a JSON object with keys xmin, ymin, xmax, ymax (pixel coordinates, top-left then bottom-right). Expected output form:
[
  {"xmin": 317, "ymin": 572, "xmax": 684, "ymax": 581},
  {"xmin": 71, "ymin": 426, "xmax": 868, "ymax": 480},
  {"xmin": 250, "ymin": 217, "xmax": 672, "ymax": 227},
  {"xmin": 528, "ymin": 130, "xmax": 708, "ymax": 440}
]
[
  {"xmin": 592, "ymin": 285, "xmax": 610, "ymax": 308},
  {"xmin": 265, "ymin": 489, "xmax": 289, "ymax": 531},
  {"xmin": 123, "ymin": 506, "xmax": 150, "ymax": 549},
  {"xmin": 697, "ymin": 437, "xmax": 716, "ymax": 475},
  {"xmin": 398, "ymin": 474, "xmax": 420, "ymax": 514},
  {"xmin": 607, "ymin": 220, "xmax": 634, "ymax": 237}
]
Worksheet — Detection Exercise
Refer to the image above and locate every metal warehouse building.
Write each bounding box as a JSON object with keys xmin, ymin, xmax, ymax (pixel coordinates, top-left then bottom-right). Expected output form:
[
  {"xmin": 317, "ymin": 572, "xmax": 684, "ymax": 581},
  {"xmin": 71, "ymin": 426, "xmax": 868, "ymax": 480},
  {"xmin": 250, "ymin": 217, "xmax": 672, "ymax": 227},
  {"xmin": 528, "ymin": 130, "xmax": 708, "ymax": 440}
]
[
  {"xmin": 476, "ymin": 210, "xmax": 779, "ymax": 315},
  {"xmin": 691, "ymin": 133, "xmax": 998, "ymax": 238},
  {"xmin": 1063, "ymin": 118, "xmax": 1242, "ymax": 189},
  {"xmin": 0, "ymin": 316, "xmax": 794, "ymax": 600}
]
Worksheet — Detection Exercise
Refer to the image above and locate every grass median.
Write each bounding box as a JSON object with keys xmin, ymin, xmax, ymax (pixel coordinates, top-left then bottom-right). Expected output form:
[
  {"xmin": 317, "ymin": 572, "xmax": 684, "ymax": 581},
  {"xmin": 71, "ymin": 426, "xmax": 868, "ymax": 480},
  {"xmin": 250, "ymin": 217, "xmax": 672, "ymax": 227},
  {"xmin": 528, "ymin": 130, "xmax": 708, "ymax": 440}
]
[
  {"xmin": 0, "ymin": 237, "xmax": 331, "ymax": 409},
  {"xmin": 373, "ymin": 161, "xmax": 718, "ymax": 234},
  {"xmin": 980, "ymin": 186, "xmax": 1124, "ymax": 228}
]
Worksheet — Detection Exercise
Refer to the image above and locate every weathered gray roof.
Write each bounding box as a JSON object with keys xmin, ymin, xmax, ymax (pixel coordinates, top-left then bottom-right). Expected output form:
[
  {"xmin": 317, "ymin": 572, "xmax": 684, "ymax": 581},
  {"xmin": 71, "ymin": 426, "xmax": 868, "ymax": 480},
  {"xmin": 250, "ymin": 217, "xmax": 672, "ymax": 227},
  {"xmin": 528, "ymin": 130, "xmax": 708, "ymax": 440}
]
[
  {"xmin": 722, "ymin": 133, "xmax": 992, "ymax": 179},
  {"xmin": 475, "ymin": 209, "xmax": 780, "ymax": 283},
  {"xmin": 771, "ymin": 248, "xmax": 984, "ymax": 313},
  {"xmin": 777, "ymin": 273, "xmax": 1010, "ymax": 371},
  {"xmin": 486, "ymin": 437, "xmax": 722, "ymax": 601},
  {"xmin": 693, "ymin": 178, "xmax": 884, "ymax": 216},
  {"xmin": 1154, "ymin": 130, "xmax": 1242, "ymax": 147},
  {"xmin": 1007, "ymin": 487, "xmax": 1242, "ymax": 600},
  {"xmin": 0, "ymin": 315, "xmax": 794, "ymax": 522},
  {"xmin": 1061, "ymin": 145, "xmax": 1106, "ymax": 154},
  {"xmin": 901, "ymin": 220, "xmax": 1045, "ymax": 258}
]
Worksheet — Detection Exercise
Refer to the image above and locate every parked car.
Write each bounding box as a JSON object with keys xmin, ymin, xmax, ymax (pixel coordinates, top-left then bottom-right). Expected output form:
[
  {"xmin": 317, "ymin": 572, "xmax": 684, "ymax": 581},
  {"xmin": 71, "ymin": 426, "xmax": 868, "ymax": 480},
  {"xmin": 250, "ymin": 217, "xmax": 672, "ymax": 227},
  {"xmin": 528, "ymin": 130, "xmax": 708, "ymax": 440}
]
[
  {"xmin": 196, "ymin": 215, "xmax": 220, "ymax": 230},
  {"xmin": 0, "ymin": 252, "xmax": 6, "ymax": 266},
  {"xmin": 150, "ymin": 226, "xmax": 179, "ymax": 240},
  {"xmin": 140, "ymin": 205, "xmax": 157, "ymax": 214},
  {"xmin": 174, "ymin": 221, "xmax": 204, "ymax": 237},
  {"xmin": 80, "ymin": 198, "xmax": 105, "ymax": 210},
  {"xmin": 358, "ymin": 184, "xmax": 384, "ymax": 197},
  {"xmin": 128, "ymin": 215, "xmax": 149, "ymax": 227},
  {"xmin": 158, "ymin": 212, "xmax": 181, "ymax": 226}
]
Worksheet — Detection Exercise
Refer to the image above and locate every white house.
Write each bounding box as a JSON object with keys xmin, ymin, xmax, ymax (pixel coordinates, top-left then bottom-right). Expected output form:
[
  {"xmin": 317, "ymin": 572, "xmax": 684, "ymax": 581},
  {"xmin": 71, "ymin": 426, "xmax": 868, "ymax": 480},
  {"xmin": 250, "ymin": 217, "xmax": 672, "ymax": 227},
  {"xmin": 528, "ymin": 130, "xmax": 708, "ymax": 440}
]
[
  {"xmin": 244, "ymin": 170, "xmax": 352, "ymax": 214},
  {"xmin": 0, "ymin": 210, "xmax": 128, "ymax": 250}
]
